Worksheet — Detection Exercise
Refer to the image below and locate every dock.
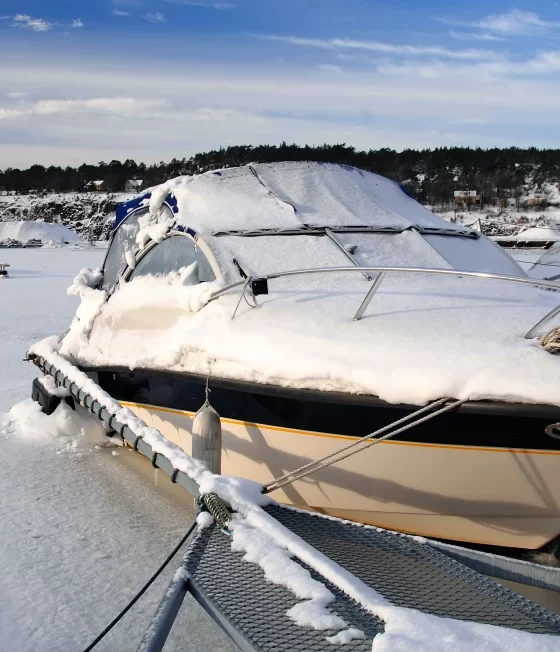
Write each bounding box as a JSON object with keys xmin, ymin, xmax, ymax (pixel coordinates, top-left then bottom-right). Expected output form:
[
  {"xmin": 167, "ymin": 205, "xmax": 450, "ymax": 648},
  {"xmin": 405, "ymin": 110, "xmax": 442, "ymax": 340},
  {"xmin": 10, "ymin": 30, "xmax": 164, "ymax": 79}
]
[{"xmin": 29, "ymin": 347, "xmax": 560, "ymax": 651}]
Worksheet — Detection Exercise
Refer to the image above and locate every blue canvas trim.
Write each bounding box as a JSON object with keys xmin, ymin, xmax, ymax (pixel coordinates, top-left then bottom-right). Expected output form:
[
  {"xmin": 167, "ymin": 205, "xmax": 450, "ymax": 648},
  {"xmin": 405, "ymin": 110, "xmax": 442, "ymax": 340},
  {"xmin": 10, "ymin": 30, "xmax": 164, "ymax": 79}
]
[
  {"xmin": 114, "ymin": 192, "xmax": 179, "ymax": 230},
  {"xmin": 114, "ymin": 193, "xmax": 152, "ymax": 230},
  {"xmin": 167, "ymin": 194, "xmax": 179, "ymax": 214},
  {"xmin": 172, "ymin": 224, "xmax": 197, "ymax": 239}
]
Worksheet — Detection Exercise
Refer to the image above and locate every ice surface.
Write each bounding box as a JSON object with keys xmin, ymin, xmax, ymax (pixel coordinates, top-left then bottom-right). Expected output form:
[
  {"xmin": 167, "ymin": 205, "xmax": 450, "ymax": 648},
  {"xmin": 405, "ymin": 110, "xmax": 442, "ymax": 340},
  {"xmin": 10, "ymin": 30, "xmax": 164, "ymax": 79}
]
[
  {"xmin": 0, "ymin": 249, "xmax": 236, "ymax": 652},
  {"xmin": 0, "ymin": 220, "xmax": 80, "ymax": 243},
  {"xmin": 0, "ymin": 248, "xmax": 103, "ymax": 413}
]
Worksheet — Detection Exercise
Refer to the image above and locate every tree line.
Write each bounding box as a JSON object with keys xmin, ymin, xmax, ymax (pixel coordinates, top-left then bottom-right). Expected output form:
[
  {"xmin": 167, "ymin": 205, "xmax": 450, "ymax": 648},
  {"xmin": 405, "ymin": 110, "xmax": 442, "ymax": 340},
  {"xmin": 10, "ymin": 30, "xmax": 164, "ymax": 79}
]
[{"xmin": 2, "ymin": 143, "xmax": 560, "ymax": 208}]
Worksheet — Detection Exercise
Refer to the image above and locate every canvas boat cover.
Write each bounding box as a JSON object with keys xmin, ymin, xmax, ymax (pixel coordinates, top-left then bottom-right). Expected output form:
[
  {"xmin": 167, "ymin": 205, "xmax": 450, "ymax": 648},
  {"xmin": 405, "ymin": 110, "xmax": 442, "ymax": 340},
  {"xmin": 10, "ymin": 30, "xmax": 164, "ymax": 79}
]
[{"xmin": 168, "ymin": 162, "xmax": 474, "ymax": 236}]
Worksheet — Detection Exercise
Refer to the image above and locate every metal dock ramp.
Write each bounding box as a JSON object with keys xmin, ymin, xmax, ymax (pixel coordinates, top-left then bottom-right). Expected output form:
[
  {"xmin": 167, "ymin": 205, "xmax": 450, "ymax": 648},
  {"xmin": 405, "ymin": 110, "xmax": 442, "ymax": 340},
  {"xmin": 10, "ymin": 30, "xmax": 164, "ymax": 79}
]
[{"xmin": 139, "ymin": 504, "xmax": 560, "ymax": 651}]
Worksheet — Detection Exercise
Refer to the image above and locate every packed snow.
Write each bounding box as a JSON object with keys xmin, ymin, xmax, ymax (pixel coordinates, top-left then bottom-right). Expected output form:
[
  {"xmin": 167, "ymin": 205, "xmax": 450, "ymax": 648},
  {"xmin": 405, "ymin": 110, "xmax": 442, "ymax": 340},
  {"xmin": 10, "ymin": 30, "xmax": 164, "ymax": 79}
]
[
  {"xmin": 0, "ymin": 220, "xmax": 80, "ymax": 244},
  {"xmin": 153, "ymin": 162, "xmax": 471, "ymax": 235},
  {"xmin": 517, "ymin": 227, "xmax": 560, "ymax": 241},
  {"xmin": 72, "ymin": 267, "xmax": 560, "ymax": 407}
]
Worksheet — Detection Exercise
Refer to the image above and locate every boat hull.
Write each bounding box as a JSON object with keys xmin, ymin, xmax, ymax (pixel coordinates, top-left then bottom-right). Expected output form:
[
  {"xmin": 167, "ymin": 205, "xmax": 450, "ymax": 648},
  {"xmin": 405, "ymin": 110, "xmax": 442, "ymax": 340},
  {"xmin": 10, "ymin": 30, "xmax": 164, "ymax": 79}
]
[{"xmin": 93, "ymin": 367, "xmax": 560, "ymax": 549}]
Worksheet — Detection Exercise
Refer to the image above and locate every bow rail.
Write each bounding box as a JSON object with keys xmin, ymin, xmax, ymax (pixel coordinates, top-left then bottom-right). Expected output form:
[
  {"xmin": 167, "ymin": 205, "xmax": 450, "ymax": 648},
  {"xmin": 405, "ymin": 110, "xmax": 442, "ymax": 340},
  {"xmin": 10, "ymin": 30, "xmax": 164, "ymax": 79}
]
[{"xmin": 209, "ymin": 265, "xmax": 560, "ymax": 339}]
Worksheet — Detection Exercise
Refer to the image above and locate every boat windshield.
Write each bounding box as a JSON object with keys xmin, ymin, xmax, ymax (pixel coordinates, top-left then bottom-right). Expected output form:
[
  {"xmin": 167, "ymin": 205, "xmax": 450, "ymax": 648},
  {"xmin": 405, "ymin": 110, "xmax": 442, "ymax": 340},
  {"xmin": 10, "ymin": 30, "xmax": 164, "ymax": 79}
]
[{"xmin": 216, "ymin": 227, "xmax": 524, "ymax": 278}]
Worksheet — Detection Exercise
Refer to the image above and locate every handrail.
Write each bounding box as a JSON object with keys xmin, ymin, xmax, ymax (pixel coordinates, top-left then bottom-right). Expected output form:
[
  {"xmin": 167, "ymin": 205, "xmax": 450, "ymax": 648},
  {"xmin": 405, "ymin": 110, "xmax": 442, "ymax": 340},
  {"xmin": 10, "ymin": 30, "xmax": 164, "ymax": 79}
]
[{"xmin": 209, "ymin": 265, "xmax": 560, "ymax": 339}]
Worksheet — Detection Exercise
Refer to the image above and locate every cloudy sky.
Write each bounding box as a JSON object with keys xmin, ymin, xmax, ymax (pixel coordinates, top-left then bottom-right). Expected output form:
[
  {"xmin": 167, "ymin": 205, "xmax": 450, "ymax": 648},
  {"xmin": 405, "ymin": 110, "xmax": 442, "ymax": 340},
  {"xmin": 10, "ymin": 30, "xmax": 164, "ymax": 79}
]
[{"xmin": 1, "ymin": 1, "xmax": 560, "ymax": 168}]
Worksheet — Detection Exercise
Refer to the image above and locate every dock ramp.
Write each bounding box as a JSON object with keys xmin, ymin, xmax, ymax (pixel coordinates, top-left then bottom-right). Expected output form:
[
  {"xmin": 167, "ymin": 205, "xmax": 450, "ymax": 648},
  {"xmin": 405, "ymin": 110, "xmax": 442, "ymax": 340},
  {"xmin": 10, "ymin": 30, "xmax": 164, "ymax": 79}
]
[{"xmin": 139, "ymin": 503, "xmax": 560, "ymax": 651}]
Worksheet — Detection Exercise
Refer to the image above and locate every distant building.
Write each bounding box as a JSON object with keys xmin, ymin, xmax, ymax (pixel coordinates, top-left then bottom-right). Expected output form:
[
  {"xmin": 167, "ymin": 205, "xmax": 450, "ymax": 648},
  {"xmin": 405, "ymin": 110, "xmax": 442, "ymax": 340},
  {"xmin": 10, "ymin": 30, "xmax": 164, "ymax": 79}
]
[
  {"xmin": 454, "ymin": 190, "xmax": 477, "ymax": 205},
  {"xmin": 125, "ymin": 179, "xmax": 144, "ymax": 193},
  {"xmin": 527, "ymin": 193, "xmax": 548, "ymax": 206},
  {"xmin": 85, "ymin": 180, "xmax": 105, "ymax": 192}
]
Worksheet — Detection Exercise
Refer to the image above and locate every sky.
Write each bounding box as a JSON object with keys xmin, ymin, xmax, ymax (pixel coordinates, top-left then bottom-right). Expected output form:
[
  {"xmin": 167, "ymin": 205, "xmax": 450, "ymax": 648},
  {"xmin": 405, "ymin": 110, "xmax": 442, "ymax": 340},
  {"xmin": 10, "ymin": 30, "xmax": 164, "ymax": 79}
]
[{"xmin": 2, "ymin": 1, "xmax": 560, "ymax": 168}]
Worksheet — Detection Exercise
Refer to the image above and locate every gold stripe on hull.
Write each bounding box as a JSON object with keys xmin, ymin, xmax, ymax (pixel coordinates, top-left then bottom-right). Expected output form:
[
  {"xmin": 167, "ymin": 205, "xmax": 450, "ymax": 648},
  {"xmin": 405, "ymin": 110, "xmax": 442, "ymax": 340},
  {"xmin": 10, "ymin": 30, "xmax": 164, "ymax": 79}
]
[{"xmin": 121, "ymin": 400, "xmax": 560, "ymax": 549}]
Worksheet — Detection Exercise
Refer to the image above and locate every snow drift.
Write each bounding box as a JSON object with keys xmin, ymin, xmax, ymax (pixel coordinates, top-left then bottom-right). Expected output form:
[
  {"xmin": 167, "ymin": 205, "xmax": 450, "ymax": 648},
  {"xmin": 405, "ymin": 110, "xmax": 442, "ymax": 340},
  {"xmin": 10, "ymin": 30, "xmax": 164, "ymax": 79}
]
[{"xmin": 0, "ymin": 220, "xmax": 80, "ymax": 243}]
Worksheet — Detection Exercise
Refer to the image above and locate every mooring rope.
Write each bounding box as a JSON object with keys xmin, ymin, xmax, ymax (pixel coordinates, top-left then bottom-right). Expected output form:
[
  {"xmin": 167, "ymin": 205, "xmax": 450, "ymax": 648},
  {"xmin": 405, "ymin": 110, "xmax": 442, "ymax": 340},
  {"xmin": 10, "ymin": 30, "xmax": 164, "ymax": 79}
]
[
  {"xmin": 80, "ymin": 521, "xmax": 197, "ymax": 652},
  {"xmin": 540, "ymin": 326, "xmax": 560, "ymax": 354},
  {"xmin": 264, "ymin": 397, "xmax": 467, "ymax": 494}
]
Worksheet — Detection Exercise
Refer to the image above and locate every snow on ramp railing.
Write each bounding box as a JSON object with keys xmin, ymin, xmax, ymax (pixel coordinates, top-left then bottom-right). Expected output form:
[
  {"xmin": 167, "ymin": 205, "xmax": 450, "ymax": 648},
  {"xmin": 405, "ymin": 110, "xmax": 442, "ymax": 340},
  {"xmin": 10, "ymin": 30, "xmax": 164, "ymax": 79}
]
[{"xmin": 209, "ymin": 265, "xmax": 560, "ymax": 339}]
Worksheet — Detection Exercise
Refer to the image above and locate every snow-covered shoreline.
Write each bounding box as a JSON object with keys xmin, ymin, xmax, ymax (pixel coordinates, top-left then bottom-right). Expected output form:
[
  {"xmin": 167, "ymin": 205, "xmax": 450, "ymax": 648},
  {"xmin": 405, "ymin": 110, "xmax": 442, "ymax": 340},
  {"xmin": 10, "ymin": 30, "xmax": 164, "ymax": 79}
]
[{"xmin": 2, "ymin": 190, "xmax": 560, "ymax": 246}]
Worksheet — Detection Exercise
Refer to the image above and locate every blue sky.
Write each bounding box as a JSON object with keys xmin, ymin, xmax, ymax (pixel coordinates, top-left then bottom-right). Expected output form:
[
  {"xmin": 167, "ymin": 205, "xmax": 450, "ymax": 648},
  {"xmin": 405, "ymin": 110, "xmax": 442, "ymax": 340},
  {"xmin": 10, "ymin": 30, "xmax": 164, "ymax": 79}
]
[{"xmin": 1, "ymin": 1, "xmax": 560, "ymax": 167}]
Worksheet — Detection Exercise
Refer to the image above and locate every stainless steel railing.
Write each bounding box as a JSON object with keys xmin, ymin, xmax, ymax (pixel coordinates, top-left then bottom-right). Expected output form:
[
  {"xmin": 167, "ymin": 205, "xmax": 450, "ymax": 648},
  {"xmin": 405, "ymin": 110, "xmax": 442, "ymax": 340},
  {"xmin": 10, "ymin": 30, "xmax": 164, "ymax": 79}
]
[{"xmin": 209, "ymin": 266, "xmax": 560, "ymax": 339}]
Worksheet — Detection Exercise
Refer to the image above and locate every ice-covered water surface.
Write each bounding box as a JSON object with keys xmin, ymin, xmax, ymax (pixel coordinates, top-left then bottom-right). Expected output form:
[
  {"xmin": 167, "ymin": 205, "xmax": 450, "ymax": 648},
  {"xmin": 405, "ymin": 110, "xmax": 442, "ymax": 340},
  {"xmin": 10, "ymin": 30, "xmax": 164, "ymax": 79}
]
[
  {"xmin": 0, "ymin": 248, "xmax": 102, "ymax": 413},
  {"xmin": 0, "ymin": 248, "xmax": 234, "ymax": 652}
]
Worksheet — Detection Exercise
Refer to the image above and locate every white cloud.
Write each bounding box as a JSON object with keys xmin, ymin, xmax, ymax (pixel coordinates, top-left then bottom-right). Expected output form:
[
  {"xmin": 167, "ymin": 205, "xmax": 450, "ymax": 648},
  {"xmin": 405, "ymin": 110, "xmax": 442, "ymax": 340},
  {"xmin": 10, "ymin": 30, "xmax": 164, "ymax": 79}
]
[
  {"xmin": 2, "ymin": 51, "xmax": 560, "ymax": 168},
  {"xmin": 12, "ymin": 14, "xmax": 52, "ymax": 32},
  {"xmin": 478, "ymin": 10, "xmax": 560, "ymax": 34},
  {"xmin": 163, "ymin": 0, "xmax": 233, "ymax": 9},
  {"xmin": 70, "ymin": 19, "xmax": 84, "ymax": 28},
  {"xmin": 7, "ymin": 91, "xmax": 27, "ymax": 99},
  {"xmin": 0, "ymin": 97, "xmax": 168, "ymax": 120},
  {"xmin": 440, "ymin": 10, "xmax": 560, "ymax": 36},
  {"xmin": 317, "ymin": 64, "xmax": 343, "ymax": 74},
  {"xmin": 112, "ymin": 9, "xmax": 132, "ymax": 16},
  {"xmin": 144, "ymin": 12, "xmax": 167, "ymax": 23},
  {"xmin": 448, "ymin": 30, "xmax": 505, "ymax": 42},
  {"xmin": 450, "ymin": 118, "xmax": 490, "ymax": 125},
  {"xmin": 256, "ymin": 34, "xmax": 500, "ymax": 61}
]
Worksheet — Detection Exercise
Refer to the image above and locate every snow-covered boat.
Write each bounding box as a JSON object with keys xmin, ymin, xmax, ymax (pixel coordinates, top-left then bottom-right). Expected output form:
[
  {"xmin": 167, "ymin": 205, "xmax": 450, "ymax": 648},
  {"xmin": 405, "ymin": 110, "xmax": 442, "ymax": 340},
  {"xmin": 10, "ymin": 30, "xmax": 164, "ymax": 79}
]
[{"xmin": 54, "ymin": 162, "xmax": 560, "ymax": 551}]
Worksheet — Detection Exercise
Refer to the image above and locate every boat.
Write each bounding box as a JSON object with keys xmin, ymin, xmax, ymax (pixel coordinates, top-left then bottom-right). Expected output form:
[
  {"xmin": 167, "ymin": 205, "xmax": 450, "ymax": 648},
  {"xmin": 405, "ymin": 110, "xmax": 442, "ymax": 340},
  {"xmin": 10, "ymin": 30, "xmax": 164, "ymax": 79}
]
[
  {"xmin": 54, "ymin": 162, "xmax": 560, "ymax": 551},
  {"xmin": 493, "ymin": 226, "xmax": 560, "ymax": 250}
]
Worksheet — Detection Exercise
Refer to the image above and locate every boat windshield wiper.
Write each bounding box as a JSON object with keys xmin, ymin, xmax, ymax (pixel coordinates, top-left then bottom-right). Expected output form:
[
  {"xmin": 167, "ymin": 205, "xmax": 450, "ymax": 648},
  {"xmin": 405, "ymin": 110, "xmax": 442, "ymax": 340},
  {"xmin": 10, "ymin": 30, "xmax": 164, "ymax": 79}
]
[{"xmin": 212, "ymin": 225, "xmax": 478, "ymax": 239}]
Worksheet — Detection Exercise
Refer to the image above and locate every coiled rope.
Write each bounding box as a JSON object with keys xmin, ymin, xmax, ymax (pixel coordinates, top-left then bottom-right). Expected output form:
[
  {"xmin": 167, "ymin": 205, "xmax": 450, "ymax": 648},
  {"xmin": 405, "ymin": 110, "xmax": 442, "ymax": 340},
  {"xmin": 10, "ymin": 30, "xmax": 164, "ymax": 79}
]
[{"xmin": 540, "ymin": 326, "xmax": 560, "ymax": 354}]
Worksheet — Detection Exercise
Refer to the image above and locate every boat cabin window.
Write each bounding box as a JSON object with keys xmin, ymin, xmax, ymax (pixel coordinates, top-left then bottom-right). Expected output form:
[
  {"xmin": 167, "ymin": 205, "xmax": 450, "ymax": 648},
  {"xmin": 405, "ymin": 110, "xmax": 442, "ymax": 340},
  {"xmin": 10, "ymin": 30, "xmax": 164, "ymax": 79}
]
[
  {"xmin": 102, "ymin": 206, "xmax": 151, "ymax": 292},
  {"xmin": 130, "ymin": 234, "xmax": 216, "ymax": 284}
]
